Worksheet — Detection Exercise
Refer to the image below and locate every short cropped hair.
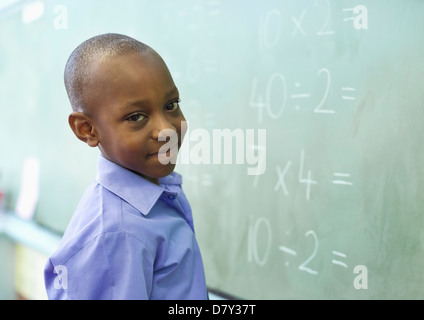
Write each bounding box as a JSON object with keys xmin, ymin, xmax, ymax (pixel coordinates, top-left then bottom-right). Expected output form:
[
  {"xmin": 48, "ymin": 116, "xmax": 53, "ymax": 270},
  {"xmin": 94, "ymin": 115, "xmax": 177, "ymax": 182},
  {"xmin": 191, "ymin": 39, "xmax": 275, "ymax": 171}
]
[{"xmin": 64, "ymin": 33, "xmax": 151, "ymax": 113}]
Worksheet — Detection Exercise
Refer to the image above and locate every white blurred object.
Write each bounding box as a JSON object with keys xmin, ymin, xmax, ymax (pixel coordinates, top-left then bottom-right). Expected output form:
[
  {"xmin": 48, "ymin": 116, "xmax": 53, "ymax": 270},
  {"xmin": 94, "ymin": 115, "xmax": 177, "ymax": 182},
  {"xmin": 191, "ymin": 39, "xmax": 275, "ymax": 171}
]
[
  {"xmin": 16, "ymin": 157, "xmax": 40, "ymax": 220},
  {"xmin": 21, "ymin": 0, "xmax": 44, "ymax": 24},
  {"xmin": 0, "ymin": 0, "xmax": 21, "ymax": 12}
]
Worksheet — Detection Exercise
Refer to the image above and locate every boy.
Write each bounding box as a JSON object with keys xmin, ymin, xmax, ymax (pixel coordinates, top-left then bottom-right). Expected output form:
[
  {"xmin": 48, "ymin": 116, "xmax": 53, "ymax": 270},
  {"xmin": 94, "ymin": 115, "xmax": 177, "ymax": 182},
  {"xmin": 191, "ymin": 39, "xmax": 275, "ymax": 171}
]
[{"xmin": 43, "ymin": 33, "xmax": 208, "ymax": 300}]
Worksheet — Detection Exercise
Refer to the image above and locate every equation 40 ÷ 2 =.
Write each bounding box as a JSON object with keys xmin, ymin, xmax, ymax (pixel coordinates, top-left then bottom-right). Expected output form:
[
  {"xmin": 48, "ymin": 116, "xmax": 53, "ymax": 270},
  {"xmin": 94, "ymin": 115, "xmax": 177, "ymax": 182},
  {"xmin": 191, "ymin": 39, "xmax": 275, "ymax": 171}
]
[
  {"xmin": 247, "ymin": 216, "xmax": 368, "ymax": 289},
  {"xmin": 249, "ymin": 68, "xmax": 357, "ymax": 123}
]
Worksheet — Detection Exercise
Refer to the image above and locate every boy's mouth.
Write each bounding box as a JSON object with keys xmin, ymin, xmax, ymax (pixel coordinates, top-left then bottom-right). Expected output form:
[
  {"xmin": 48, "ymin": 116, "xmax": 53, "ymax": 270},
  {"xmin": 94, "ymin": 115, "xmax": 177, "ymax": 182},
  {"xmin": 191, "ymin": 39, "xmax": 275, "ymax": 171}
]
[{"xmin": 147, "ymin": 144, "xmax": 178, "ymax": 158}]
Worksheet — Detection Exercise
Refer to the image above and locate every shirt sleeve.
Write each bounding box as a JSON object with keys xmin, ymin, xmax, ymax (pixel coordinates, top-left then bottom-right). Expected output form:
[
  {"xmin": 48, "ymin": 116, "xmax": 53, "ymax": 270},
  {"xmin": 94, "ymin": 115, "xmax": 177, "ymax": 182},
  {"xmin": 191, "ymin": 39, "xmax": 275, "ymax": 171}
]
[{"xmin": 44, "ymin": 231, "xmax": 154, "ymax": 300}]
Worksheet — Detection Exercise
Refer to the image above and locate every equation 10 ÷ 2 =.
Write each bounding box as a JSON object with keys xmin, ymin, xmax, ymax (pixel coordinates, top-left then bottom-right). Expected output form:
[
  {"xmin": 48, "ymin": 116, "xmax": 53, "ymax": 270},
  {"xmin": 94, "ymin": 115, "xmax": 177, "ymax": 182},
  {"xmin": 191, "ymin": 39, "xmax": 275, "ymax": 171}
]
[
  {"xmin": 247, "ymin": 217, "xmax": 368, "ymax": 289},
  {"xmin": 247, "ymin": 218, "xmax": 347, "ymax": 275}
]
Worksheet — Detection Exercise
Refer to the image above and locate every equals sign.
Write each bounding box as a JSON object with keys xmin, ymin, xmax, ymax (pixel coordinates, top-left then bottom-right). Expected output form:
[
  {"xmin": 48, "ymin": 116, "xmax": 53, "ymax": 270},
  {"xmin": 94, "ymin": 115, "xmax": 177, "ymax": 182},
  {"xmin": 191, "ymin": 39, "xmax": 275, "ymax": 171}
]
[
  {"xmin": 341, "ymin": 87, "xmax": 356, "ymax": 101},
  {"xmin": 331, "ymin": 250, "xmax": 348, "ymax": 268},
  {"xmin": 332, "ymin": 172, "xmax": 353, "ymax": 186}
]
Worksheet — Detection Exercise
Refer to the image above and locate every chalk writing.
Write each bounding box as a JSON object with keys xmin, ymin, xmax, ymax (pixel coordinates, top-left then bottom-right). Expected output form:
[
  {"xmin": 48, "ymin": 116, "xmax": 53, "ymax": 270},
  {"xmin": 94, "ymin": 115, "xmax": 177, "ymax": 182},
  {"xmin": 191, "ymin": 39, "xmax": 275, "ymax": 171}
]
[
  {"xmin": 248, "ymin": 217, "xmax": 364, "ymax": 284},
  {"xmin": 249, "ymin": 68, "xmax": 358, "ymax": 122}
]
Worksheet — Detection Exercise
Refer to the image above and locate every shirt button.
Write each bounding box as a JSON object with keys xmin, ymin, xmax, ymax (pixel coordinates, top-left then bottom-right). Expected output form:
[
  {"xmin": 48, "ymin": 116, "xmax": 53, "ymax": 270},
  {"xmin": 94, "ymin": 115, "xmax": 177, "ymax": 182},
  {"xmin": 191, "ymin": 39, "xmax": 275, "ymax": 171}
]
[{"xmin": 168, "ymin": 195, "xmax": 176, "ymax": 200}]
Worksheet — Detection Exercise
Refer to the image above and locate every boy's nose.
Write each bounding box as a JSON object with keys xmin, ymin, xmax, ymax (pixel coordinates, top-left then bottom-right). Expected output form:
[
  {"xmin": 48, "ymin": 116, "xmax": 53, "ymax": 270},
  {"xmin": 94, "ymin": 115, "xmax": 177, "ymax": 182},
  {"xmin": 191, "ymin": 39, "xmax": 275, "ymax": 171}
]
[{"xmin": 151, "ymin": 116, "xmax": 176, "ymax": 141}]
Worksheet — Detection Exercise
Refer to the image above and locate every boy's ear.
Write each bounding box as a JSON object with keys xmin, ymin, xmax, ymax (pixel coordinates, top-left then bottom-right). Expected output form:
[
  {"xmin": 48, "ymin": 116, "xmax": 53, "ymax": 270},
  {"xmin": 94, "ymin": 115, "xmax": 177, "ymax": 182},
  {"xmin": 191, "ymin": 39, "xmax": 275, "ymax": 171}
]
[{"xmin": 68, "ymin": 112, "xmax": 99, "ymax": 147}]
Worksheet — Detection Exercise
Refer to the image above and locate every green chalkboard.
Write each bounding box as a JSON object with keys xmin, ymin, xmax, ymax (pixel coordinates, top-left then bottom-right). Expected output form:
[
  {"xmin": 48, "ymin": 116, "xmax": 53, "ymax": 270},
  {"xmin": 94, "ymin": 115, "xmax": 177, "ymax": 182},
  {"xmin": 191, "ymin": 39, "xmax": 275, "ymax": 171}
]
[{"xmin": 0, "ymin": 0, "xmax": 423, "ymax": 299}]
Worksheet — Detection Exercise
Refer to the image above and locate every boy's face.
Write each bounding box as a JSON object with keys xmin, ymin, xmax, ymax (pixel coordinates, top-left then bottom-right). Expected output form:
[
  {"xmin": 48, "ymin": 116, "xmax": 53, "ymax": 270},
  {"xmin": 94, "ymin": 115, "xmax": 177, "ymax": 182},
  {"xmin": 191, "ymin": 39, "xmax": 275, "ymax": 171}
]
[{"xmin": 83, "ymin": 51, "xmax": 186, "ymax": 185}]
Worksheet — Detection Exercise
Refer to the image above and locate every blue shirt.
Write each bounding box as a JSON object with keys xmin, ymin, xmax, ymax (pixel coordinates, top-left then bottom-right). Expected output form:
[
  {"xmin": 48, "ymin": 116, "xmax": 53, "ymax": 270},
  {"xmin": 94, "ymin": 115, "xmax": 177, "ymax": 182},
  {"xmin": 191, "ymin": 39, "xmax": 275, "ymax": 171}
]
[{"xmin": 43, "ymin": 156, "xmax": 208, "ymax": 300}]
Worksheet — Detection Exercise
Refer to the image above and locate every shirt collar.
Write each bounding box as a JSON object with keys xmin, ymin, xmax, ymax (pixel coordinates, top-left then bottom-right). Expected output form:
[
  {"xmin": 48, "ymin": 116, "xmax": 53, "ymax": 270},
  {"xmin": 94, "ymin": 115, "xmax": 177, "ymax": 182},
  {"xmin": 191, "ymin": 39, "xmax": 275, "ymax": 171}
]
[{"xmin": 95, "ymin": 156, "xmax": 182, "ymax": 216}]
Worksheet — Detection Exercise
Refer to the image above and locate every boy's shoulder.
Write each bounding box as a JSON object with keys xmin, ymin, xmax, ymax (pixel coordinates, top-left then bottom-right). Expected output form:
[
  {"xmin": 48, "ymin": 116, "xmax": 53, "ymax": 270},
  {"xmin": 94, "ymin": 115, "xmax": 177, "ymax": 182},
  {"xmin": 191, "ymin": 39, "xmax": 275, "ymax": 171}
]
[
  {"xmin": 50, "ymin": 157, "xmax": 188, "ymax": 265},
  {"xmin": 50, "ymin": 181, "xmax": 126, "ymax": 262}
]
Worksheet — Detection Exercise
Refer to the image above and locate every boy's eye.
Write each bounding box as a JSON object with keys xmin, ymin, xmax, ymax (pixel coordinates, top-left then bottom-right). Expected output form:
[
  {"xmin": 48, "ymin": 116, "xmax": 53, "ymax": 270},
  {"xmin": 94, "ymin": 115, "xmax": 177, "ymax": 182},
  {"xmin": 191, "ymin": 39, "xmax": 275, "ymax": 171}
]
[
  {"xmin": 126, "ymin": 113, "xmax": 145, "ymax": 122},
  {"xmin": 165, "ymin": 99, "xmax": 180, "ymax": 112}
]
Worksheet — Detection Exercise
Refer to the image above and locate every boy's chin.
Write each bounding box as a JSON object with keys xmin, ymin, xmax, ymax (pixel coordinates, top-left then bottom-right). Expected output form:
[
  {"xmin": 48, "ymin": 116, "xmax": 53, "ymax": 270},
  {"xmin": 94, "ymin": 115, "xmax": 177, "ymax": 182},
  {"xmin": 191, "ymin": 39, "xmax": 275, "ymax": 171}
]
[{"xmin": 142, "ymin": 163, "xmax": 177, "ymax": 181}]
